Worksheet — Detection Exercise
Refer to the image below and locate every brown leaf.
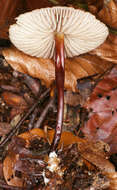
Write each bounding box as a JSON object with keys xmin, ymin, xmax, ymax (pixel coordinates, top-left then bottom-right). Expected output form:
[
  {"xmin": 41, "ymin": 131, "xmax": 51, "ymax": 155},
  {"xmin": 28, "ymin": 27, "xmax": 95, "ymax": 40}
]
[
  {"xmin": 81, "ymin": 66, "xmax": 117, "ymax": 154},
  {"xmin": 88, "ymin": 0, "xmax": 117, "ymax": 29},
  {"xmin": 0, "ymin": 122, "xmax": 11, "ymax": 135},
  {"xmin": 90, "ymin": 33, "xmax": 117, "ymax": 64},
  {"xmin": 25, "ymin": 0, "xmax": 54, "ymax": 10},
  {"xmin": 3, "ymin": 153, "xmax": 23, "ymax": 187},
  {"xmin": 0, "ymin": 0, "xmax": 24, "ymax": 39},
  {"xmin": 18, "ymin": 128, "xmax": 85, "ymax": 146},
  {"xmin": 3, "ymin": 128, "xmax": 115, "ymax": 187},
  {"xmin": 88, "ymin": 0, "xmax": 104, "ymax": 14},
  {"xmin": 2, "ymin": 91, "xmax": 28, "ymax": 109},
  {"xmin": 78, "ymin": 140, "xmax": 115, "ymax": 173},
  {"xmin": 64, "ymin": 91, "xmax": 81, "ymax": 106},
  {"xmin": 2, "ymin": 47, "xmax": 113, "ymax": 92},
  {"xmin": 98, "ymin": 0, "xmax": 117, "ymax": 29},
  {"xmin": 20, "ymin": 128, "xmax": 115, "ymax": 173}
]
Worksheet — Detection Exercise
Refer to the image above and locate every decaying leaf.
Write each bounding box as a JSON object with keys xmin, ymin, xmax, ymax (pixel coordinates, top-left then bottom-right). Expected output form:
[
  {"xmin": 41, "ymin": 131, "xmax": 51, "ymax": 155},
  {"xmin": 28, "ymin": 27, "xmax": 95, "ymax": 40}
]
[
  {"xmin": 2, "ymin": 47, "xmax": 113, "ymax": 92},
  {"xmin": 98, "ymin": 0, "xmax": 117, "ymax": 30},
  {"xmin": 88, "ymin": 0, "xmax": 117, "ymax": 30},
  {"xmin": 25, "ymin": 0, "xmax": 54, "ymax": 10},
  {"xmin": 81, "ymin": 66, "xmax": 117, "ymax": 154},
  {"xmin": 3, "ymin": 153, "xmax": 23, "ymax": 187},
  {"xmin": 87, "ymin": 0, "xmax": 104, "ymax": 14},
  {"xmin": 2, "ymin": 91, "xmax": 28, "ymax": 109},
  {"xmin": 90, "ymin": 33, "xmax": 117, "ymax": 64},
  {"xmin": 0, "ymin": 0, "xmax": 24, "ymax": 39},
  {"xmin": 0, "ymin": 122, "xmax": 11, "ymax": 135},
  {"xmin": 3, "ymin": 128, "xmax": 115, "ymax": 188}
]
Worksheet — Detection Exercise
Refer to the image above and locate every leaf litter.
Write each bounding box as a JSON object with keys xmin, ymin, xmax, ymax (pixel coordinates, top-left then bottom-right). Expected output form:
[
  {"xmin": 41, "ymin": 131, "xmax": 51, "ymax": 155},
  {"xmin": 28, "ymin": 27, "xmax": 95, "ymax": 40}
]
[{"xmin": 1, "ymin": 0, "xmax": 117, "ymax": 189}]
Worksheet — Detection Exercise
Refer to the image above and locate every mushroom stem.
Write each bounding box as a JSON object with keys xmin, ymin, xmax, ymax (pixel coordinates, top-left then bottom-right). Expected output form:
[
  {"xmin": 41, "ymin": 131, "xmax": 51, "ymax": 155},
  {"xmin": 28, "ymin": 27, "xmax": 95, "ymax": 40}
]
[{"xmin": 51, "ymin": 33, "xmax": 64, "ymax": 151}]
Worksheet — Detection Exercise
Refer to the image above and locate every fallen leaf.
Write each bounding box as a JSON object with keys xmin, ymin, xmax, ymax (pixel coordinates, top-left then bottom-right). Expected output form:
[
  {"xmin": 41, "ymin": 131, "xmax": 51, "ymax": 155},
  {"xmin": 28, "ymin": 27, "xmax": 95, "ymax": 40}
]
[
  {"xmin": 3, "ymin": 128, "xmax": 115, "ymax": 187},
  {"xmin": 81, "ymin": 66, "xmax": 117, "ymax": 154},
  {"xmin": 2, "ymin": 47, "xmax": 113, "ymax": 92},
  {"xmin": 0, "ymin": 0, "xmax": 24, "ymax": 39},
  {"xmin": 88, "ymin": 0, "xmax": 117, "ymax": 30},
  {"xmin": 88, "ymin": 0, "xmax": 104, "ymax": 14},
  {"xmin": 64, "ymin": 91, "xmax": 81, "ymax": 106},
  {"xmin": 2, "ymin": 91, "xmax": 28, "ymax": 109},
  {"xmin": 0, "ymin": 122, "xmax": 11, "ymax": 135},
  {"xmin": 78, "ymin": 140, "xmax": 114, "ymax": 173},
  {"xmin": 90, "ymin": 33, "xmax": 117, "ymax": 64},
  {"xmin": 3, "ymin": 153, "xmax": 23, "ymax": 187},
  {"xmin": 25, "ymin": 0, "xmax": 54, "ymax": 10},
  {"xmin": 98, "ymin": 0, "xmax": 117, "ymax": 30}
]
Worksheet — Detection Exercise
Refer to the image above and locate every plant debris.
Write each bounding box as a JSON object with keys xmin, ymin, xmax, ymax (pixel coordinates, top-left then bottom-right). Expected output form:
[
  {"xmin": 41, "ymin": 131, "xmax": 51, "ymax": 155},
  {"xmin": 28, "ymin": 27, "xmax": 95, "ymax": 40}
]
[{"xmin": 1, "ymin": 0, "xmax": 117, "ymax": 190}]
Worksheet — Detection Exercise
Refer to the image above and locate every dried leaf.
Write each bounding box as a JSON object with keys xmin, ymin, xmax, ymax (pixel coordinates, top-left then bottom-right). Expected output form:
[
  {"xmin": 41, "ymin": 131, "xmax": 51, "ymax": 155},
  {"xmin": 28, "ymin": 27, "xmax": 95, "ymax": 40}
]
[
  {"xmin": 2, "ymin": 91, "xmax": 28, "ymax": 109},
  {"xmin": 81, "ymin": 66, "xmax": 117, "ymax": 154},
  {"xmin": 98, "ymin": 0, "xmax": 117, "ymax": 29},
  {"xmin": 78, "ymin": 140, "xmax": 115, "ymax": 173},
  {"xmin": 19, "ymin": 128, "xmax": 115, "ymax": 173},
  {"xmin": 0, "ymin": 0, "xmax": 24, "ymax": 39},
  {"xmin": 88, "ymin": 0, "xmax": 104, "ymax": 14},
  {"xmin": 90, "ymin": 33, "xmax": 117, "ymax": 64},
  {"xmin": 3, "ymin": 128, "xmax": 115, "ymax": 188},
  {"xmin": 0, "ymin": 122, "xmax": 11, "ymax": 135},
  {"xmin": 88, "ymin": 0, "xmax": 117, "ymax": 30},
  {"xmin": 64, "ymin": 91, "xmax": 81, "ymax": 106},
  {"xmin": 25, "ymin": 0, "xmax": 53, "ymax": 10},
  {"xmin": 3, "ymin": 153, "xmax": 23, "ymax": 187},
  {"xmin": 2, "ymin": 47, "xmax": 113, "ymax": 92}
]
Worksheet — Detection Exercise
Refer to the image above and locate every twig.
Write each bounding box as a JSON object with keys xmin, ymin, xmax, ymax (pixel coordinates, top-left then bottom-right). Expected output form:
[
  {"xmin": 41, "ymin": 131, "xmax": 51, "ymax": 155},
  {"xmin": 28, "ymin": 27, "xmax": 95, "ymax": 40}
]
[
  {"xmin": 0, "ymin": 88, "xmax": 50, "ymax": 148},
  {"xmin": 28, "ymin": 107, "xmax": 39, "ymax": 130},
  {"xmin": 34, "ymin": 97, "xmax": 55, "ymax": 128},
  {"xmin": 13, "ymin": 71, "xmax": 40, "ymax": 96},
  {"xmin": 1, "ymin": 84, "xmax": 20, "ymax": 93}
]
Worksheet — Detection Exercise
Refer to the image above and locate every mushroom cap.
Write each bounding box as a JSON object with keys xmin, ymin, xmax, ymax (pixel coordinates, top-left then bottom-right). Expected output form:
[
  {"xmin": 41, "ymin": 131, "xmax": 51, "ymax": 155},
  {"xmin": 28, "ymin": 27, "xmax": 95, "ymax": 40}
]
[{"xmin": 9, "ymin": 6, "xmax": 109, "ymax": 59}]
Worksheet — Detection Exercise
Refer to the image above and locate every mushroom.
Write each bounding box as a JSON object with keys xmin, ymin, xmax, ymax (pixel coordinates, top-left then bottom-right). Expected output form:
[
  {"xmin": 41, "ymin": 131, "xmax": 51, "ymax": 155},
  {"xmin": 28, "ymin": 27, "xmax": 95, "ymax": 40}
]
[{"xmin": 9, "ymin": 6, "xmax": 108, "ymax": 152}]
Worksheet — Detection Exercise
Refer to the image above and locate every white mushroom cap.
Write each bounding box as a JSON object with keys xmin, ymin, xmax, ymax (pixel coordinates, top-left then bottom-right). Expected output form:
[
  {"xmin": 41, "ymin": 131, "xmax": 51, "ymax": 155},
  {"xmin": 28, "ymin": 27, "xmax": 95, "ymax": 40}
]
[{"xmin": 9, "ymin": 6, "xmax": 109, "ymax": 59}]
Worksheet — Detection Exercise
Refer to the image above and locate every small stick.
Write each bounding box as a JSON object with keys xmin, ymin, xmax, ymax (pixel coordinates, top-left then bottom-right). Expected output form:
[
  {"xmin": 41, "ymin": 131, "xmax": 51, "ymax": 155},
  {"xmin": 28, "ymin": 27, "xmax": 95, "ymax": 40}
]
[
  {"xmin": 1, "ymin": 84, "xmax": 20, "ymax": 93},
  {"xmin": 34, "ymin": 97, "xmax": 55, "ymax": 129},
  {"xmin": 28, "ymin": 107, "xmax": 39, "ymax": 130},
  {"xmin": 0, "ymin": 88, "xmax": 50, "ymax": 148},
  {"xmin": 13, "ymin": 71, "xmax": 40, "ymax": 96}
]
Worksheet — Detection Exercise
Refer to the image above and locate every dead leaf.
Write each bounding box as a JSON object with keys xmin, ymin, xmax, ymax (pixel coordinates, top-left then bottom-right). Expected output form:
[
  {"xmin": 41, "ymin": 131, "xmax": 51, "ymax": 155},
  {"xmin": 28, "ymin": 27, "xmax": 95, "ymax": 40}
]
[
  {"xmin": 2, "ymin": 91, "xmax": 28, "ymax": 109},
  {"xmin": 78, "ymin": 140, "xmax": 114, "ymax": 173},
  {"xmin": 0, "ymin": 0, "xmax": 24, "ymax": 39},
  {"xmin": 15, "ymin": 129, "xmax": 115, "ymax": 172},
  {"xmin": 81, "ymin": 66, "xmax": 117, "ymax": 154},
  {"xmin": 2, "ymin": 47, "xmax": 113, "ymax": 92},
  {"xmin": 64, "ymin": 91, "xmax": 81, "ymax": 106},
  {"xmin": 3, "ymin": 153, "xmax": 23, "ymax": 187},
  {"xmin": 3, "ymin": 128, "xmax": 115, "ymax": 187},
  {"xmin": 88, "ymin": 0, "xmax": 104, "ymax": 14},
  {"xmin": 25, "ymin": 0, "xmax": 54, "ymax": 10},
  {"xmin": 88, "ymin": 0, "xmax": 117, "ymax": 30},
  {"xmin": 90, "ymin": 33, "xmax": 117, "ymax": 64},
  {"xmin": 98, "ymin": 0, "xmax": 117, "ymax": 30},
  {"xmin": 0, "ymin": 122, "xmax": 11, "ymax": 135}
]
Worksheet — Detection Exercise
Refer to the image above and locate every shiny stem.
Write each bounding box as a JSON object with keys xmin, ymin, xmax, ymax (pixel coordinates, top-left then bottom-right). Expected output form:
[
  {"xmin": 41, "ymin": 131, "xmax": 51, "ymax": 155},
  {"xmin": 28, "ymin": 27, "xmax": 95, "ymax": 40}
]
[{"xmin": 50, "ymin": 33, "xmax": 64, "ymax": 151}]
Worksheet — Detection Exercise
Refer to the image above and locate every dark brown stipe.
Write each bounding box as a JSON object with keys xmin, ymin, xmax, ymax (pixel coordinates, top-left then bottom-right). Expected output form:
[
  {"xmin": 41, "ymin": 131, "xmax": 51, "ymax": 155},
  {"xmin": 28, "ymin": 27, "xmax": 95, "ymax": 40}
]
[
  {"xmin": 0, "ymin": 88, "xmax": 50, "ymax": 148},
  {"xmin": 51, "ymin": 33, "xmax": 64, "ymax": 151}
]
